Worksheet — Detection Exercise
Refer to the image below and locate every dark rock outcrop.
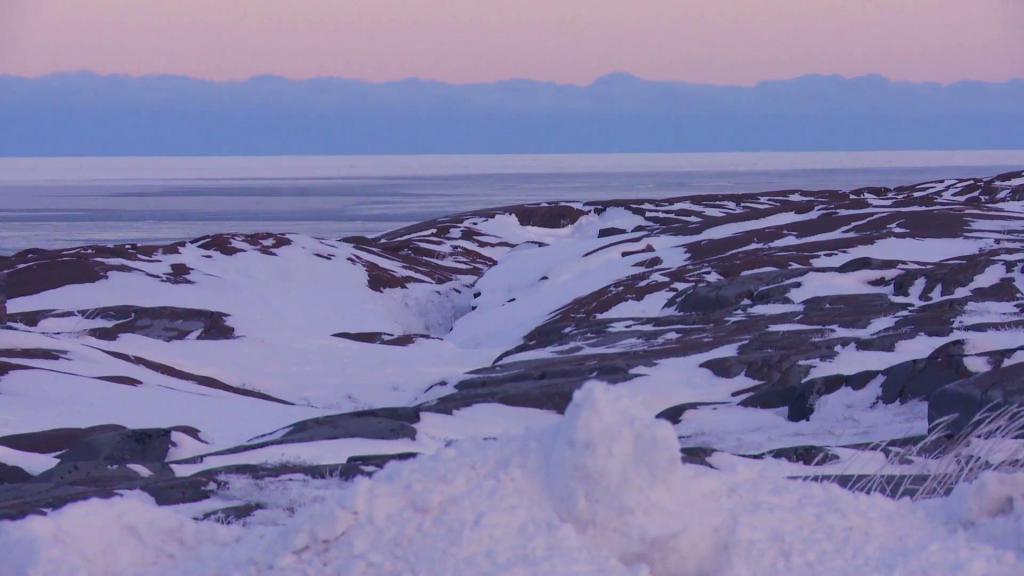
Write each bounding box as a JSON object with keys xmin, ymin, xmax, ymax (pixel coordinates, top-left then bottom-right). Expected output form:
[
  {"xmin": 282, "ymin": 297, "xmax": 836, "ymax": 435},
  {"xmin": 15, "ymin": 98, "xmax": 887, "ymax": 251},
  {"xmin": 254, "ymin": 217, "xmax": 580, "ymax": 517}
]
[
  {"xmin": 928, "ymin": 362, "xmax": 1024, "ymax": 436},
  {"xmin": 0, "ymin": 425, "xmax": 127, "ymax": 454},
  {"xmin": 173, "ymin": 408, "xmax": 420, "ymax": 465},
  {"xmin": 54, "ymin": 428, "xmax": 173, "ymax": 464},
  {"xmin": 94, "ymin": 348, "xmax": 293, "ymax": 405},
  {"xmin": 332, "ymin": 331, "xmax": 439, "ymax": 346},
  {"xmin": 0, "ymin": 463, "xmax": 32, "ymax": 484},
  {"xmin": 11, "ymin": 306, "xmax": 235, "ymax": 341}
]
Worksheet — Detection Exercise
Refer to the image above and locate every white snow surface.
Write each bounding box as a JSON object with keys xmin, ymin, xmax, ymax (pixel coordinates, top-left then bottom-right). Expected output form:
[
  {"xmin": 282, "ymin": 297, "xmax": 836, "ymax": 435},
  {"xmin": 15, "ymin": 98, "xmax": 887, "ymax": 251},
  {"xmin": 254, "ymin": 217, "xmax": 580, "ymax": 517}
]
[
  {"xmin": 3, "ymin": 172, "xmax": 1024, "ymax": 574},
  {"xmin": 2, "ymin": 382, "xmax": 1022, "ymax": 576}
]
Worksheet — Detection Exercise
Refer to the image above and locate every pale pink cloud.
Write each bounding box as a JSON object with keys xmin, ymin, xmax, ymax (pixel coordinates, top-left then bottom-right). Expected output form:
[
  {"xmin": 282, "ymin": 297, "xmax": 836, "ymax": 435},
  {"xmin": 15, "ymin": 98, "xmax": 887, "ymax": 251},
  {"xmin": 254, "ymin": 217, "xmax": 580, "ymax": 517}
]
[{"xmin": 1, "ymin": 0, "xmax": 1021, "ymax": 84}]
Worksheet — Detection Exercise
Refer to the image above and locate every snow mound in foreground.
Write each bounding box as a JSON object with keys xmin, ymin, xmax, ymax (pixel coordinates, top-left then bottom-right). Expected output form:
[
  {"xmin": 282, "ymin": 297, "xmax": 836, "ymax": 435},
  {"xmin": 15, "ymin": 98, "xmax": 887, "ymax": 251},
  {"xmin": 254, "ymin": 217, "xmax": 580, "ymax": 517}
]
[{"xmin": 3, "ymin": 382, "xmax": 1024, "ymax": 575}]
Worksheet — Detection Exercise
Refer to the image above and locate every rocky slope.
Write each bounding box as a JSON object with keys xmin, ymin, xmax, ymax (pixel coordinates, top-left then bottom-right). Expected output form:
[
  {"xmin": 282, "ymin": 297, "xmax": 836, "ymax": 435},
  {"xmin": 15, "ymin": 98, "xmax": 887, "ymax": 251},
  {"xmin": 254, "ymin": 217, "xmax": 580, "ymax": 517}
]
[{"xmin": 2, "ymin": 170, "xmax": 1024, "ymax": 522}]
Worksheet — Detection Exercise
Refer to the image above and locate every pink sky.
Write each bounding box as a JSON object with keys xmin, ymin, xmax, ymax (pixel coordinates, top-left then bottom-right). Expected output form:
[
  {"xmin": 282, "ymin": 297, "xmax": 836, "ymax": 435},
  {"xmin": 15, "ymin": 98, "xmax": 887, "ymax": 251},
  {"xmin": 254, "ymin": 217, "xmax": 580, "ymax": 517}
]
[{"xmin": 2, "ymin": 0, "xmax": 1022, "ymax": 85}]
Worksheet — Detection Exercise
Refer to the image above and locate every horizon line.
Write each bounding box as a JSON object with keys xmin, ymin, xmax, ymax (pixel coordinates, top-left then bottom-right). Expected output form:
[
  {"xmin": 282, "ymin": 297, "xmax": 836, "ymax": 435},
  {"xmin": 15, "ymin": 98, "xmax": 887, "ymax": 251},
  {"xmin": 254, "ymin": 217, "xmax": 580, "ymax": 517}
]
[
  {"xmin": 4, "ymin": 149, "xmax": 1024, "ymax": 161},
  {"xmin": 4, "ymin": 70, "xmax": 1023, "ymax": 89}
]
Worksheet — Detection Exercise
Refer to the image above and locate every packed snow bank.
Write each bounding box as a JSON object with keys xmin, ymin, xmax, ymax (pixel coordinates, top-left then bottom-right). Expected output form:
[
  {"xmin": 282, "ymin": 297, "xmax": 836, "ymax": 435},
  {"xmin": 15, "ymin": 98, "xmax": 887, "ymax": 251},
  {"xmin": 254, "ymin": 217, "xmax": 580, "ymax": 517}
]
[
  {"xmin": 546, "ymin": 383, "xmax": 730, "ymax": 574},
  {"xmin": 3, "ymin": 383, "xmax": 1024, "ymax": 575}
]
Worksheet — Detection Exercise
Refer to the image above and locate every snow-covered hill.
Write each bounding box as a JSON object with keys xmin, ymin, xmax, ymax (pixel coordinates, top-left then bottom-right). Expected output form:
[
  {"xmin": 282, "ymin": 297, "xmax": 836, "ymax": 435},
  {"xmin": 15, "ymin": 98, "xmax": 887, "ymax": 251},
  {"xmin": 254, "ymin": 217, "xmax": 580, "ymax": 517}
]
[{"xmin": 2, "ymin": 170, "xmax": 1024, "ymax": 574}]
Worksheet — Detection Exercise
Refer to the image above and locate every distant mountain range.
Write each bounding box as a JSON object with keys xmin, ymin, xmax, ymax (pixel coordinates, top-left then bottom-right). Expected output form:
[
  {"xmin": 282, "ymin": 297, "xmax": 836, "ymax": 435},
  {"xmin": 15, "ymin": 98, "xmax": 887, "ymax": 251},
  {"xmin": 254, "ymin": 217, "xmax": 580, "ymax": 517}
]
[{"xmin": 2, "ymin": 72, "xmax": 1022, "ymax": 156}]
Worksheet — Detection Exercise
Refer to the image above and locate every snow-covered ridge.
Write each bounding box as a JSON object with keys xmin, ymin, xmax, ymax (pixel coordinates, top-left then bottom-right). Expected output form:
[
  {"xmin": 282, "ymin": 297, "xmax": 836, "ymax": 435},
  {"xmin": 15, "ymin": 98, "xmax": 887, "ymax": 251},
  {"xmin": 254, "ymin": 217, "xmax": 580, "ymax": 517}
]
[{"xmin": 2, "ymin": 170, "xmax": 1024, "ymax": 573}]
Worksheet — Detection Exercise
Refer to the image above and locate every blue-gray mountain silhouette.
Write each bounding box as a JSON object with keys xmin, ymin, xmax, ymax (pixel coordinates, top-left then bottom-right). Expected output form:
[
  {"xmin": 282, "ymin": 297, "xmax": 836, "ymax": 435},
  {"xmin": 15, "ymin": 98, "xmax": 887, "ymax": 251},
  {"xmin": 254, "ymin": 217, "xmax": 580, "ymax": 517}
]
[{"xmin": 1, "ymin": 72, "xmax": 1022, "ymax": 155}]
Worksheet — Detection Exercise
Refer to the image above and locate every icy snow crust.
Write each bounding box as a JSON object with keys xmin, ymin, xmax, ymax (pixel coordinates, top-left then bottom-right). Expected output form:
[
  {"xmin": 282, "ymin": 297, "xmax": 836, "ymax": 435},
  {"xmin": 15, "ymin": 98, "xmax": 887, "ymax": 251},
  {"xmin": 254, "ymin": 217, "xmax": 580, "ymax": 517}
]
[{"xmin": 2, "ymin": 170, "xmax": 1024, "ymax": 573}]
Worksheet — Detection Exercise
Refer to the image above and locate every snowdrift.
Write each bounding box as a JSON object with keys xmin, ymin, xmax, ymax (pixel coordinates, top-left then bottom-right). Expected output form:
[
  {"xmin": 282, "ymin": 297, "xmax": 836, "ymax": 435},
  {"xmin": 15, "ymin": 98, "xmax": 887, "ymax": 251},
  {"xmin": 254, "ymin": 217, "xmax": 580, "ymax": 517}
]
[{"xmin": 2, "ymin": 382, "xmax": 1023, "ymax": 575}]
